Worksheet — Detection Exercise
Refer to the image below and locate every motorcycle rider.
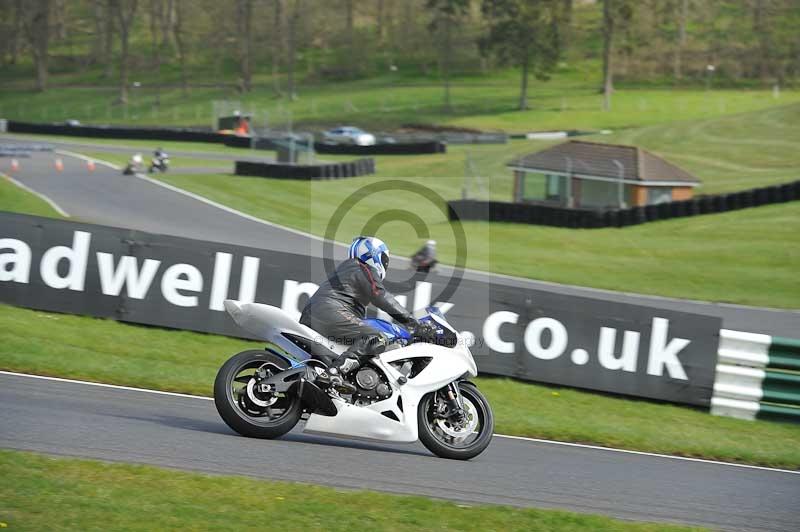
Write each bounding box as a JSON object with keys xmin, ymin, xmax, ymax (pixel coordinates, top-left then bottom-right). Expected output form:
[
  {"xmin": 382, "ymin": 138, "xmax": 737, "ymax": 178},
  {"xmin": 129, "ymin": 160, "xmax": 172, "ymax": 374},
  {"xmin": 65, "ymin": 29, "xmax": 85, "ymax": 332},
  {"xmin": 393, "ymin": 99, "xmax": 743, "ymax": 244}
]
[
  {"xmin": 411, "ymin": 239, "xmax": 437, "ymax": 272},
  {"xmin": 150, "ymin": 147, "xmax": 169, "ymax": 172},
  {"xmin": 300, "ymin": 236, "xmax": 434, "ymax": 387}
]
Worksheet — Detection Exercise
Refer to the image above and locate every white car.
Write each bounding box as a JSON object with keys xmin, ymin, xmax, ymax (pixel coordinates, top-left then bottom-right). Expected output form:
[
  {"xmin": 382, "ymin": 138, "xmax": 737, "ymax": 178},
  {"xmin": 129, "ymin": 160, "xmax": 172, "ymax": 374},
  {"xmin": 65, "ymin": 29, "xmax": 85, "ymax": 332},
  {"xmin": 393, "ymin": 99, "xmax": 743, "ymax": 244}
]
[{"xmin": 322, "ymin": 126, "xmax": 376, "ymax": 146}]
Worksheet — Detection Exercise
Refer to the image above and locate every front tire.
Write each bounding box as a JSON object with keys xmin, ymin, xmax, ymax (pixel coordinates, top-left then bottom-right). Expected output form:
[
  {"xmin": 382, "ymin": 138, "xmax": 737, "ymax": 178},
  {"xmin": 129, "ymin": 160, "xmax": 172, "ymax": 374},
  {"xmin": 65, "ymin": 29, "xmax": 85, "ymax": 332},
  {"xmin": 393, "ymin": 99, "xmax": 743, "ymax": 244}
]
[
  {"xmin": 418, "ymin": 381, "xmax": 494, "ymax": 460},
  {"xmin": 214, "ymin": 349, "xmax": 302, "ymax": 439}
]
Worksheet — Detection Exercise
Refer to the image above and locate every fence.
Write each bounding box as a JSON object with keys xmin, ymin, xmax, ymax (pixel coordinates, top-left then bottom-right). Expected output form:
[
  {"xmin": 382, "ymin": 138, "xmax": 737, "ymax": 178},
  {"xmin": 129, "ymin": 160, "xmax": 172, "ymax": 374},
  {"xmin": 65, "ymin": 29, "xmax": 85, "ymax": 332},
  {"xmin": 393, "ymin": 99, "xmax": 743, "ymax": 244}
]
[
  {"xmin": 448, "ymin": 179, "xmax": 800, "ymax": 228},
  {"xmin": 712, "ymin": 330, "xmax": 800, "ymax": 423},
  {"xmin": 235, "ymin": 158, "xmax": 375, "ymax": 180}
]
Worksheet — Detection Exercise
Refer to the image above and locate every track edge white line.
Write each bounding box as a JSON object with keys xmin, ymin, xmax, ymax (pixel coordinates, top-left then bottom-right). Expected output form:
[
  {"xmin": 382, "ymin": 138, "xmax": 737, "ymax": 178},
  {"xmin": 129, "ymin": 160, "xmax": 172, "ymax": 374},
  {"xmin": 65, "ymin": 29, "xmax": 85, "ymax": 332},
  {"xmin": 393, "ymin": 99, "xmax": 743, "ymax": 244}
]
[{"xmin": 2, "ymin": 171, "xmax": 70, "ymax": 217}]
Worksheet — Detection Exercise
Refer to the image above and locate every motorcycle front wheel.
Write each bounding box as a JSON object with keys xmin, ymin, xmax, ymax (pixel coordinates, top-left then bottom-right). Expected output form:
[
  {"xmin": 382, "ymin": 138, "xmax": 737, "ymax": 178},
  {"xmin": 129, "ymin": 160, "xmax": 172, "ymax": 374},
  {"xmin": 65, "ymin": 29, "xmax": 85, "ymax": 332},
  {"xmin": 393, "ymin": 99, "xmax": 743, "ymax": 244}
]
[
  {"xmin": 418, "ymin": 381, "xmax": 494, "ymax": 460},
  {"xmin": 214, "ymin": 350, "xmax": 303, "ymax": 439}
]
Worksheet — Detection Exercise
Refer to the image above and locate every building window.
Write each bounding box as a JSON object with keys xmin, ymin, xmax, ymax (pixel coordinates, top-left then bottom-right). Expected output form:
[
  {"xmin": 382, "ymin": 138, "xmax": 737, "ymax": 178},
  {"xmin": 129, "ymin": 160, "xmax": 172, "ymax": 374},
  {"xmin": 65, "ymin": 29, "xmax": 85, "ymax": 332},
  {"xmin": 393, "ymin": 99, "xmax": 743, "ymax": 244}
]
[
  {"xmin": 546, "ymin": 174, "xmax": 561, "ymax": 200},
  {"xmin": 647, "ymin": 187, "xmax": 672, "ymax": 205}
]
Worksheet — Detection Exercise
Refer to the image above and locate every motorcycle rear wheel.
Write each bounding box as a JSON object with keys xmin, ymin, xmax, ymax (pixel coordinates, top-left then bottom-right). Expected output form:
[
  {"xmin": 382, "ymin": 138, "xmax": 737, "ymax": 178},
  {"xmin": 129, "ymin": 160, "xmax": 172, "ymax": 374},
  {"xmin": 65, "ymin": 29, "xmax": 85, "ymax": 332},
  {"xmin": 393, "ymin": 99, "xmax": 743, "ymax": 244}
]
[
  {"xmin": 214, "ymin": 349, "xmax": 302, "ymax": 439},
  {"xmin": 418, "ymin": 381, "xmax": 494, "ymax": 460}
]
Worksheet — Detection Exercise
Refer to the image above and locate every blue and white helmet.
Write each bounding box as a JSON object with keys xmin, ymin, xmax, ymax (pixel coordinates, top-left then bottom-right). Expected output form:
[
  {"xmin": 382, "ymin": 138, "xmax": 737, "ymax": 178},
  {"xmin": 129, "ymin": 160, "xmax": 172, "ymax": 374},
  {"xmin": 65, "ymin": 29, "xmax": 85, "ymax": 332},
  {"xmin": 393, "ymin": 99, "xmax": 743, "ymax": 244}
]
[{"xmin": 349, "ymin": 236, "xmax": 390, "ymax": 280}]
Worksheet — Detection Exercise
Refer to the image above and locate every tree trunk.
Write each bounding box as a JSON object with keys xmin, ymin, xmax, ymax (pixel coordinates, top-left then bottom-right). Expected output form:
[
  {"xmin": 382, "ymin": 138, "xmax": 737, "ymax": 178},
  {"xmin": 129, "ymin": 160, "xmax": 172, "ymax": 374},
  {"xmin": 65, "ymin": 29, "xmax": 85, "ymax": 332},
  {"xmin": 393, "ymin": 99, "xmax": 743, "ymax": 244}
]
[
  {"xmin": 271, "ymin": 0, "xmax": 283, "ymax": 96},
  {"xmin": 91, "ymin": 0, "xmax": 105, "ymax": 63},
  {"xmin": 115, "ymin": 0, "xmax": 139, "ymax": 105},
  {"xmin": 173, "ymin": 0, "xmax": 188, "ymax": 96},
  {"xmin": 376, "ymin": 0, "xmax": 385, "ymax": 44},
  {"xmin": 286, "ymin": 0, "xmax": 301, "ymax": 100},
  {"xmin": 602, "ymin": 0, "xmax": 614, "ymax": 111},
  {"xmin": 345, "ymin": 0, "xmax": 354, "ymax": 77},
  {"xmin": 442, "ymin": 20, "xmax": 452, "ymax": 113},
  {"xmin": 11, "ymin": 0, "xmax": 24, "ymax": 64},
  {"xmin": 53, "ymin": 0, "xmax": 67, "ymax": 40},
  {"xmin": 23, "ymin": 0, "xmax": 51, "ymax": 92},
  {"xmin": 518, "ymin": 49, "xmax": 530, "ymax": 111},
  {"xmin": 236, "ymin": 0, "xmax": 253, "ymax": 92},
  {"xmin": 673, "ymin": 0, "xmax": 687, "ymax": 80},
  {"xmin": 104, "ymin": 0, "xmax": 115, "ymax": 79},
  {"xmin": 150, "ymin": 0, "xmax": 162, "ymax": 105}
]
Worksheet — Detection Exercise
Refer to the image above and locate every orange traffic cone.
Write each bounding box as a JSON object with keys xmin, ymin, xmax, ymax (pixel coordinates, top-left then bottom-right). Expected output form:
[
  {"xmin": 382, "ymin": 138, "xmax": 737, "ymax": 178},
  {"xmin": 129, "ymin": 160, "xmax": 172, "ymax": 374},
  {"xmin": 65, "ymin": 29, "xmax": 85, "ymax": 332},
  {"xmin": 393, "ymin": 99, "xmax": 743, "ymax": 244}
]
[
  {"xmin": 87, "ymin": 159, "xmax": 96, "ymax": 172},
  {"xmin": 10, "ymin": 159, "xmax": 19, "ymax": 172},
  {"xmin": 54, "ymin": 158, "xmax": 64, "ymax": 172}
]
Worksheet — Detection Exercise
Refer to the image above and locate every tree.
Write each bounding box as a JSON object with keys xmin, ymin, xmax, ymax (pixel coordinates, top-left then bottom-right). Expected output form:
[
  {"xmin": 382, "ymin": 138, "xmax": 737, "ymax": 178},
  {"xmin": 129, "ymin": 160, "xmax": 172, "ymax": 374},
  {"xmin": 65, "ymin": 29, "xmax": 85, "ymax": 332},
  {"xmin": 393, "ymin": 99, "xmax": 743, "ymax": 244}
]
[
  {"xmin": 481, "ymin": 0, "xmax": 564, "ymax": 111},
  {"xmin": 235, "ymin": 0, "xmax": 254, "ymax": 92},
  {"xmin": 21, "ymin": 0, "xmax": 51, "ymax": 92},
  {"xmin": 673, "ymin": 0, "xmax": 689, "ymax": 80},
  {"xmin": 601, "ymin": 0, "xmax": 633, "ymax": 111},
  {"xmin": 172, "ymin": 0, "xmax": 188, "ymax": 96},
  {"xmin": 285, "ymin": 0, "xmax": 304, "ymax": 100},
  {"xmin": 427, "ymin": 0, "xmax": 470, "ymax": 112},
  {"xmin": 112, "ymin": 0, "xmax": 138, "ymax": 104}
]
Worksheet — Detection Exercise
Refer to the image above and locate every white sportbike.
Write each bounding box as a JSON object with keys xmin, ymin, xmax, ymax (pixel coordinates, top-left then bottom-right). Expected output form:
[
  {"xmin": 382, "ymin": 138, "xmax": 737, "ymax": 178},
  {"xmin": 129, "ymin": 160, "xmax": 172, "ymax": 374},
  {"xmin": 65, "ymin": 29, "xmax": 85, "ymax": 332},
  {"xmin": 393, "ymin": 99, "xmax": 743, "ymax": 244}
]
[{"xmin": 214, "ymin": 300, "xmax": 494, "ymax": 460}]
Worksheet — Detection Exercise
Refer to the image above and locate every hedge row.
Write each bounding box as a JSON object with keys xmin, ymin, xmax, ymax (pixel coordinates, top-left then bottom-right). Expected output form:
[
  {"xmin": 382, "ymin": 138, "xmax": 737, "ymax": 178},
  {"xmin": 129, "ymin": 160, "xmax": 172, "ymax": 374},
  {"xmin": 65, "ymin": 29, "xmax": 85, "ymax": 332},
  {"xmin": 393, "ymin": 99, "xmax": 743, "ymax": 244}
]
[
  {"xmin": 235, "ymin": 158, "xmax": 375, "ymax": 180},
  {"xmin": 8, "ymin": 120, "xmax": 226, "ymax": 144},
  {"xmin": 448, "ymin": 180, "xmax": 800, "ymax": 228}
]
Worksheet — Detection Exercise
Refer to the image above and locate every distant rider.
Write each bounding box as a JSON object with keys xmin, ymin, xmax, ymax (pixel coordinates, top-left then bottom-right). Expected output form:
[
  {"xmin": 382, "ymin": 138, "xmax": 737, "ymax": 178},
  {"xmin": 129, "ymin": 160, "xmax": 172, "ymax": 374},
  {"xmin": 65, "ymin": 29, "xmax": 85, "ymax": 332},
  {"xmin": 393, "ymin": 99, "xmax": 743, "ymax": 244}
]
[
  {"xmin": 300, "ymin": 236, "xmax": 435, "ymax": 386},
  {"xmin": 411, "ymin": 239, "xmax": 437, "ymax": 273}
]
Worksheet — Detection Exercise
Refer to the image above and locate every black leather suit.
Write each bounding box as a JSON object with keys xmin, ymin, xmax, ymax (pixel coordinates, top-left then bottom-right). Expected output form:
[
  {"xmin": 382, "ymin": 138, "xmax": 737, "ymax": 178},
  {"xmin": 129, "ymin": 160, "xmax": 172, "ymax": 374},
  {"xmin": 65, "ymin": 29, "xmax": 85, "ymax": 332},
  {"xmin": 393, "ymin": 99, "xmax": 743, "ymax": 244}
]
[{"xmin": 300, "ymin": 258, "xmax": 416, "ymax": 360}]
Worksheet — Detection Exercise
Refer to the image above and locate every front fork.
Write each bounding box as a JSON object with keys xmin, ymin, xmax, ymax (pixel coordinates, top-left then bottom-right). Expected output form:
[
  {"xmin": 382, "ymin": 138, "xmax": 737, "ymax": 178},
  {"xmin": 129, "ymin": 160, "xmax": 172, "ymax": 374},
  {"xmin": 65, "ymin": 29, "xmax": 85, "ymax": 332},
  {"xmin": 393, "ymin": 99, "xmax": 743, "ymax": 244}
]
[{"xmin": 441, "ymin": 381, "xmax": 466, "ymax": 422}]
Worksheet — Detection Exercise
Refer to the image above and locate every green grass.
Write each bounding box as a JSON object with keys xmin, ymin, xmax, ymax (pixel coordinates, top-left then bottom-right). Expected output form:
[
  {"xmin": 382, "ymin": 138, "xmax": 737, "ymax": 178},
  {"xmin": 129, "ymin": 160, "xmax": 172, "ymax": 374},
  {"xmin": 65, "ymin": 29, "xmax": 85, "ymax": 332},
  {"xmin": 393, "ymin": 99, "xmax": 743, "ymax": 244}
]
[
  {"xmin": 2, "ymin": 303, "xmax": 799, "ymax": 469},
  {"xmin": 0, "ymin": 450, "xmax": 699, "ymax": 532},
  {"xmin": 0, "ymin": 175, "xmax": 65, "ymax": 219}
]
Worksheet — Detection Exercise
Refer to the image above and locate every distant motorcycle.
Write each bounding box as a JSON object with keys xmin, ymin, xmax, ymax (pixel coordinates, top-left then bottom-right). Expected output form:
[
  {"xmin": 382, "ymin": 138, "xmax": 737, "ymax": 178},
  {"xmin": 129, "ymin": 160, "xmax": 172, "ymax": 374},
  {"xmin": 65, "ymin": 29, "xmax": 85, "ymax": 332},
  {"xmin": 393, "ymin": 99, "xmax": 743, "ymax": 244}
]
[
  {"xmin": 411, "ymin": 240, "xmax": 438, "ymax": 273},
  {"xmin": 149, "ymin": 154, "xmax": 169, "ymax": 173},
  {"xmin": 214, "ymin": 301, "xmax": 494, "ymax": 460},
  {"xmin": 122, "ymin": 153, "xmax": 144, "ymax": 175}
]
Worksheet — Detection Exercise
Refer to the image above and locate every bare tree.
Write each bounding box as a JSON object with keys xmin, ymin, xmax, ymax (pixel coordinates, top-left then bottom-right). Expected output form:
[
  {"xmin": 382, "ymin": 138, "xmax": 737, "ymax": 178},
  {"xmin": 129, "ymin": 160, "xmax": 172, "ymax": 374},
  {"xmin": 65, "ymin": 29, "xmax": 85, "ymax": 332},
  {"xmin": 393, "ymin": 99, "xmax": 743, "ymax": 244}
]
[
  {"xmin": 173, "ymin": 0, "xmax": 188, "ymax": 96},
  {"xmin": 271, "ymin": 0, "xmax": 284, "ymax": 96},
  {"xmin": 103, "ymin": 0, "xmax": 115, "ymax": 78},
  {"xmin": 21, "ymin": 0, "xmax": 51, "ymax": 92},
  {"xmin": 601, "ymin": 0, "xmax": 632, "ymax": 111},
  {"xmin": 286, "ymin": 0, "xmax": 304, "ymax": 100},
  {"xmin": 672, "ymin": 0, "xmax": 688, "ymax": 80},
  {"xmin": 112, "ymin": 0, "xmax": 138, "ymax": 104},
  {"xmin": 428, "ymin": 0, "xmax": 470, "ymax": 112},
  {"xmin": 235, "ymin": 0, "xmax": 254, "ymax": 92}
]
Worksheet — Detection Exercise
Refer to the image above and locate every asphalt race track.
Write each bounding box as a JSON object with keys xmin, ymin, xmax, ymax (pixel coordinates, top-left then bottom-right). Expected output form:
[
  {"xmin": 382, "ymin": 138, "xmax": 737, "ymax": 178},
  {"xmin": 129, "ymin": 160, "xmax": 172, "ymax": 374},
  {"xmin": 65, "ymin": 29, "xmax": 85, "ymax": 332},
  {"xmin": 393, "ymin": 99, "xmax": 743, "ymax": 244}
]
[
  {"xmin": 1, "ymin": 372, "xmax": 798, "ymax": 531},
  {"xmin": 2, "ymin": 140, "xmax": 798, "ymax": 336}
]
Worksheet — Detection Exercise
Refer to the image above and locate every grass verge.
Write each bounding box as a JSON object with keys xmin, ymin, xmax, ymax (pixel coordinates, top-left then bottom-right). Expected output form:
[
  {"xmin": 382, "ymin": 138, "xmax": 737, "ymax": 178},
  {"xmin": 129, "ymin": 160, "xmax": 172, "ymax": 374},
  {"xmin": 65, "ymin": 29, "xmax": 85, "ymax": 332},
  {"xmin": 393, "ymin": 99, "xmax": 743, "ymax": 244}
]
[
  {"xmin": 2, "ymin": 303, "xmax": 799, "ymax": 469},
  {"xmin": 0, "ymin": 450, "xmax": 699, "ymax": 532}
]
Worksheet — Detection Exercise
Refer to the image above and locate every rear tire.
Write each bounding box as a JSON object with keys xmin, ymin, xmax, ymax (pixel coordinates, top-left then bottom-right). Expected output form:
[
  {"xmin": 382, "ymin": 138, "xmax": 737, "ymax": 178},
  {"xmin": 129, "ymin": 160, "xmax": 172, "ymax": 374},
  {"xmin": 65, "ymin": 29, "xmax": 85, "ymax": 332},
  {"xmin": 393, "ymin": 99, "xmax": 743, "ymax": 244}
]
[
  {"xmin": 214, "ymin": 350, "xmax": 302, "ymax": 439},
  {"xmin": 418, "ymin": 381, "xmax": 494, "ymax": 460}
]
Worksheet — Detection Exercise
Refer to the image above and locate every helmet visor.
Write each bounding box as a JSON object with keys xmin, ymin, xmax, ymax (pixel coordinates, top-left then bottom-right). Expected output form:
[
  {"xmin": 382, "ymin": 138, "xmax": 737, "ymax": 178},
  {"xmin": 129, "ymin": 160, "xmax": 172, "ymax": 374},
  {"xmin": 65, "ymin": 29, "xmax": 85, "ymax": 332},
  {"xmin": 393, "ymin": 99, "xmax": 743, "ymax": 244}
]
[{"xmin": 380, "ymin": 252, "xmax": 389, "ymax": 271}]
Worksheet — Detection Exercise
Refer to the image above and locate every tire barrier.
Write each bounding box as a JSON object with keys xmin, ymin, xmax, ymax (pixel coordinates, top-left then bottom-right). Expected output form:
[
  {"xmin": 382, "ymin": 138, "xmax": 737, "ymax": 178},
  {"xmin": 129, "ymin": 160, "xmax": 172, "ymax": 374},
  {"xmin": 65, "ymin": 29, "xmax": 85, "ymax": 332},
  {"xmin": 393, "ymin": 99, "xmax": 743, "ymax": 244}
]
[
  {"xmin": 447, "ymin": 179, "xmax": 800, "ymax": 229},
  {"xmin": 712, "ymin": 330, "xmax": 800, "ymax": 423},
  {"xmin": 7, "ymin": 120, "xmax": 228, "ymax": 144},
  {"xmin": 313, "ymin": 141, "xmax": 446, "ymax": 156},
  {"xmin": 235, "ymin": 158, "xmax": 375, "ymax": 180}
]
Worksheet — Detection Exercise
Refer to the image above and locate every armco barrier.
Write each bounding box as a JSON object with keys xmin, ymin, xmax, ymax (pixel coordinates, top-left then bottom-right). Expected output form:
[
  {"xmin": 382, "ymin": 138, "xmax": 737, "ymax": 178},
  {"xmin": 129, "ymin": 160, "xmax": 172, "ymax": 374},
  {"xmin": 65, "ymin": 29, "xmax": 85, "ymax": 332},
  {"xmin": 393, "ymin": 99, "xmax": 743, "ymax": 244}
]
[
  {"xmin": 235, "ymin": 158, "xmax": 375, "ymax": 180},
  {"xmin": 711, "ymin": 330, "xmax": 800, "ymax": 423},
  {"xmin": 314, "ymin": 141, "xmax": 445, "ymax": 156},
  {"xmin": 8, "ymin": 120, "xmax": 227, "ymax": 144},
  {"xmin": 449, "ymin": 179, "xmax": 800, "ymax": 229}
]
